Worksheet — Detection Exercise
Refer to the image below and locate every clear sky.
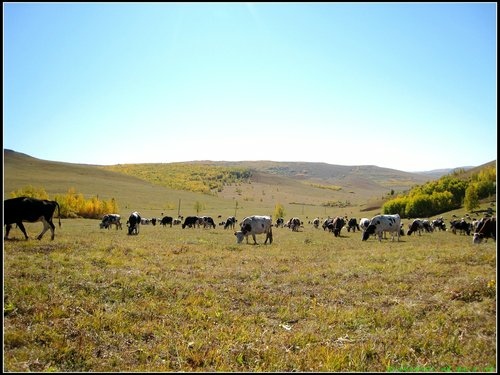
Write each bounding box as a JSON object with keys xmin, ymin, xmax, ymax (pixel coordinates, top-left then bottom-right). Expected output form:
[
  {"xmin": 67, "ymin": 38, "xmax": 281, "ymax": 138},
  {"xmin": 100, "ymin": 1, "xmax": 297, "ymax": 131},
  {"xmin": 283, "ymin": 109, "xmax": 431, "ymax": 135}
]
[{"xmin": 3, "ymin": 2, "xmax": 497, "ymax": 172}]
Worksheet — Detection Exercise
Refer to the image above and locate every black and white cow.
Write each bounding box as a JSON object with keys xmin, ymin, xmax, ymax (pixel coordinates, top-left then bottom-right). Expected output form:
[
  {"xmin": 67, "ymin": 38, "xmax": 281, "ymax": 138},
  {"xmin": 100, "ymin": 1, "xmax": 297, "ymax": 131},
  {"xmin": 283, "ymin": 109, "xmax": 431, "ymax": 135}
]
[
  {"xmin": 450, "ymin": 219, "xmax": 472, "ymax": 235},
  {"xmin": 312, "ymin": 217, "xmax": 320, "ymax": 229},
  {"xmin": 359, "ymin": 218, "xmax": 370, "ymax": 232},
  {"xmin": 330, "ymin": 216, "xmax": 345, "ymax": 237},
  {"xmin": 431, "ymin": 218, "xmax": 446, "ymax": 231},
  {"xmin": 235, "ymin": 215, "xmax": 273, "ymax": 244},
  {"xmin": 223, "ymin": 216, "xmax": 237, "ymax": 230},
  {"xmin": 127, "ymin": 211, "xmax": 141, "ymax": 235},
  {"xmin": 407, "ymin": 219, "xmax": 432, "ymax": 236},
  {"xmin": 275, "ymin": 217, "xmax": 284, "ymax": 228},
  {"xmin": 346, "ymin": 218, "xmax": 360, "ymax": 232},
  {"xmin": 200, "ymin": 216, "xmax": 216, "ymax": 229},
  {"xmin": 362, "ymin": 214, "xmax": 401, "ymax": 242},
  {"xmin": 287, "ymin": 217, "xmax": 301, "ymax": 232},
  {"xmin": 100, "ymin": 214, "xmax": 122, "ymax": 230},
  {"xmin": 182, "ymin": 216, "xmax": 201, "ymax": 229},
  {"xmin": 322, "ymin": 217, "xmax": 334, "ymax": 231},
  {"xmin": 160, "ymin": 216, "xmax": 173, "ymax": 227},
  {"xmin": 4, "ymin": 196, "xmax": 61, "ymax": 240},
  {"xmin": 473, "ymin": 217, "xmax": 496, "ymax": 244}
]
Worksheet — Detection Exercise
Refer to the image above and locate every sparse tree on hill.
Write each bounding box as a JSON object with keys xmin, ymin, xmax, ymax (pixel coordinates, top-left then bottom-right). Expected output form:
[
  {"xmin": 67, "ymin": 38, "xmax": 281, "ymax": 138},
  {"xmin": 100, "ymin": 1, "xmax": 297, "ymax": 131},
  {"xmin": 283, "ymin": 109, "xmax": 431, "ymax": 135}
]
[
  {"xmin": 274, "ymin": 203, "xmax": 285, "ymax": 220},
  {"xmin": 464, "ymin": 184, "xmax": 480, "ymax": 212}
]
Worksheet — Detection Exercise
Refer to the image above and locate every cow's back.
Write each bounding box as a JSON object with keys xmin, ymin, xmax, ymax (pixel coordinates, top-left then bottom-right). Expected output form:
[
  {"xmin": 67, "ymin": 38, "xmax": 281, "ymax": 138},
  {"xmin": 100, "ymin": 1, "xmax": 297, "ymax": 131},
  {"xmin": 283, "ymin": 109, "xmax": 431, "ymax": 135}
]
[
  {"xmin": 242, "ymin": 215, "xmax": 272, "ymax": 234},
  {"xmin": 4, "ymin": 197, "xmax": 57, "ymax": 223}
]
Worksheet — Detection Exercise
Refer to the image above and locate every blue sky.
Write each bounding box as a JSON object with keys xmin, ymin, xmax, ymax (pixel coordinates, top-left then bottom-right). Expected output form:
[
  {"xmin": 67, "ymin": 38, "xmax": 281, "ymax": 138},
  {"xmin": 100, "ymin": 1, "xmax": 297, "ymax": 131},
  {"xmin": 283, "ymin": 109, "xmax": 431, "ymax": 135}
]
[{"xmin": 3, "ymin": 2, "xmax": 497, "ymax": 172}]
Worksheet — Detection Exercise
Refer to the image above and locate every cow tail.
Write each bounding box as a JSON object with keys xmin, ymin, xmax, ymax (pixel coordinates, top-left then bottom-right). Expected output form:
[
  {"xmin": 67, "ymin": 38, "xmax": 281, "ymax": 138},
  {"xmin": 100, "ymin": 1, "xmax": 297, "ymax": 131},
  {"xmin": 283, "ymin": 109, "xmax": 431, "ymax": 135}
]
[{"xmin": 56, "ymin": 201, "xmax": 62, "ymax": 227}]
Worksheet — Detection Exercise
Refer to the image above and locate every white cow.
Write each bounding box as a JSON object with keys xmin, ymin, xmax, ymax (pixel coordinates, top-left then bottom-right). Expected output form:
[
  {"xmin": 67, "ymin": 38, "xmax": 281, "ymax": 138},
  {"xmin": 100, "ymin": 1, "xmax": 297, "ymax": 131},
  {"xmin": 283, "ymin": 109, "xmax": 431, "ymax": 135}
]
[
  {"xmin": 362, "ymin": 214, "xmax": 401, "ymax": 242},
  {"xmin": 359, "ymin": 218, "xmax": 370, "ymax": 232},
  {"xmin": 235, "ymin": 215, "xmax": 273, "ymax": 244}
]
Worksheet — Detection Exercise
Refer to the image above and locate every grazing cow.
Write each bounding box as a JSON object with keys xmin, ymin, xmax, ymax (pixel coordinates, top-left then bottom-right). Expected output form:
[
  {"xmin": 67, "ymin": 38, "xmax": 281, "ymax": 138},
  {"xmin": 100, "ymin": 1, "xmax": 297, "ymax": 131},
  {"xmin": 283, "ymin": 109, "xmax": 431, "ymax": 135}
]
[
  {"xmin": 359, "ymin": 218, "xmax": 370, "ymax": 232},
  {"xmin": 160, "ymin": 216, "xmax": 173, "ymax": 227},
  {"xmin": 182, "ymin": 216, "xmax": 201, "ymax": 229},
  {"xmin": 235, "ymin": 215, "xmax": 273, "ymax": 244},
  {"xmin": 287, "ymin": 217, "xmax": 301, "ymax": 232},
  {"xmin": 100, "ymin": 214, "xmax": 122, "ymax": 230},
  {"xmin": 431, "ymin": 218, "xmax": 446, "ymax": 231},
  {"xmin": 127, "ymin": 211, "xmax": 141, "ymax": 235},
  {"xmin": 362, "ymin": 214, "xmax": 401, "ymax": 242},
  {"xmin": 312, "ymin": 217, "xmax": 320, "ymax": 229},
  {"xmin": 473, "ymin": 217, "xmax": 496, "ymax": 244},
  {"xmin": 200, "ymin": 216, "xmax": 216, "ymax": 229},
  {"xmin": 4, "ymin": 196, "xmax": 61, "ymax": 240},
  {"xmin": 224, "ymin": 216, "xmax": 237, "ymax": 230},
  {"xmin": 346, "ymin": 218, "xmax": 360, "ymax": 232},
  {"xmin": 173, "ymin": 218, "xmax": 182, "ymax": 225},
  {"xmin": 407, "ymin": 219, "xmax": 432, "ymax": 236},
  {"xmin": 275, "ymin": 217, "xmax": 284, "ymax": 228},
  {"xmin": 329, "ymin": 216, "xmax": 345, "ymax": 237},
  {"xmin": 322, "ymin": 217, "xmax": 334, "ymax": 231},
  {"xmin": 450, "ymin": 219, "xmax": 472, "ymax": 235}
]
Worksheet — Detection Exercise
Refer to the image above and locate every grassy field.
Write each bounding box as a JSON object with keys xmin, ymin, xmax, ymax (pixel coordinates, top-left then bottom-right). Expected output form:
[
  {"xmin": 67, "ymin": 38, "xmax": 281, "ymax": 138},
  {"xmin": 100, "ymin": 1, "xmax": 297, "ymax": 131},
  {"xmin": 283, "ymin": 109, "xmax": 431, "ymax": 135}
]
[{"xmin": 3, "ymin": 219, "xmax": 496, "ymax": 372}]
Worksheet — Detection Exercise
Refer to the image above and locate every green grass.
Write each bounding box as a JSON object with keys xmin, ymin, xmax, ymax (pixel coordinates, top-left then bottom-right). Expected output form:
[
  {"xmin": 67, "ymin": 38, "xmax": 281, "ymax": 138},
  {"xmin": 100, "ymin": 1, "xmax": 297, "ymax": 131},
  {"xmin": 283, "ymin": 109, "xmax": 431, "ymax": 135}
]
[{"xmin": 3, "ymin": 220, "xmax": 496, "ymax": 372}]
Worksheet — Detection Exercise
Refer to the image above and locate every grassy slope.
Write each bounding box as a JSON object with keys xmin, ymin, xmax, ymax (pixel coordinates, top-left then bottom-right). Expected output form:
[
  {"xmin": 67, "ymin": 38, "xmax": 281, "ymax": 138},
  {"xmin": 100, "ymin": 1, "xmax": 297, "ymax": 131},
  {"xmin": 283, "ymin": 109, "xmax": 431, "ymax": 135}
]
[
  {"xmin": 3, "ymin": 150, "xmax": 440, "ymax": 220},
  {"xmin": 3, "ymin": 150, "xmax": 497, "ymax": 371},
  {"xmin": 3, "ymin": 220, "xmax": 497, "ymax": 372}
]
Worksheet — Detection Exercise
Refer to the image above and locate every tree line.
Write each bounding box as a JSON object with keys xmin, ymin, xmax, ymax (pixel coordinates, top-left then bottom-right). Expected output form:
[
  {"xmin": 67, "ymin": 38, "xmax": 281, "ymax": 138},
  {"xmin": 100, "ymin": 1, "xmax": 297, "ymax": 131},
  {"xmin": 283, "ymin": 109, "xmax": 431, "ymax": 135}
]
[{"xmin": 382, "ymin": 166, "xmax": 496, "ymax": 218}]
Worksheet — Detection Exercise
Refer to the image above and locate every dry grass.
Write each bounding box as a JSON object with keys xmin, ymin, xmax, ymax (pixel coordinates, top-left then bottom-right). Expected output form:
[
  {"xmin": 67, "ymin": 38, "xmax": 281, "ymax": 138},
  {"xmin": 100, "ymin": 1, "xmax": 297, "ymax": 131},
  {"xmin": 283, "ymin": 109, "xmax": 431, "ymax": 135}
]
[{"xmin": 3, "ymin": 220, "xmax": 496, "ymax": 372}]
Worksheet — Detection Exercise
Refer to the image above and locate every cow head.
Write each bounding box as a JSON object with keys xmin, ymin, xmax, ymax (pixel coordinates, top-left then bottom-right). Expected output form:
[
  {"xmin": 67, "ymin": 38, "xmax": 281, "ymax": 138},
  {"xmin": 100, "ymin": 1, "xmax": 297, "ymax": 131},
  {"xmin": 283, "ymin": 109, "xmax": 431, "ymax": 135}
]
[
  {"xmin": 234, "ymin": 231, "xmax": 245, "ymax": 244},
  {"xmin": 362, "ymin": 225, "xmax": 376, "ymax": 241}
]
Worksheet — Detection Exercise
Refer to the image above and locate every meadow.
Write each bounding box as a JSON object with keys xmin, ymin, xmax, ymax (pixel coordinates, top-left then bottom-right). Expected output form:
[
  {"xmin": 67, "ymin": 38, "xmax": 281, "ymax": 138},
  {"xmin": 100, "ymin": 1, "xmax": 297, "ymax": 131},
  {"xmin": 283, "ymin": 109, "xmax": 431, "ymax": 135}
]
[{"xmin": 3, "ymin": 219, "xmax": 496, "ymax": 372}]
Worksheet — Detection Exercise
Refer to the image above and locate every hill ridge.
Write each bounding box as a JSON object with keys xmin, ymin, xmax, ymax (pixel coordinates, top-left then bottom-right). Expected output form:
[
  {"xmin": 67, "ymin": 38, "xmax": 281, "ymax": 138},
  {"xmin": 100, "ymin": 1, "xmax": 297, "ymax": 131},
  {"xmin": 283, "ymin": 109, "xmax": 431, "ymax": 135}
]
[{"xmin": 4, "ymin": 149, "xmax": 495, "ymax": 219}]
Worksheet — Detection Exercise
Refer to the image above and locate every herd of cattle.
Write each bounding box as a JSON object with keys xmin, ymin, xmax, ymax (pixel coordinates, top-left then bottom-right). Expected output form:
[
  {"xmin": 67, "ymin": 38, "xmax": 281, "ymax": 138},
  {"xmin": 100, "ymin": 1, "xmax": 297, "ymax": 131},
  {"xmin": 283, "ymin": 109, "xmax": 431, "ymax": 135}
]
[{"xmin": 4, "ymin": 196, "xmax": 496, "ymax": 245}]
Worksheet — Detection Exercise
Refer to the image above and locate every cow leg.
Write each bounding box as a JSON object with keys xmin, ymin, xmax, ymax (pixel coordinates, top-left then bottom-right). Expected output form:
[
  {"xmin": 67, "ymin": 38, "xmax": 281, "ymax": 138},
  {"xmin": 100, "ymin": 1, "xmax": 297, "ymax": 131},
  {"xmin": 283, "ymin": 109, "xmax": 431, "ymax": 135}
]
[
  {"xmin": 265, "ymin": 230, "xmax": 273, "ymax": 244},
  {"xmin": 4, "ymin": 224, "xmax": 11, "ymax": 239},
  {"xmin": 15, "ymin": 222, "xmax": 30, "ymax": 240},
  {"xmin": 4, "ymin": 223, "xmax": 22, "ymax": 239},
  {"xmin": 49, "ymin": 220, "xmax": 56, "ymax": 240},
  {"xmin": 37, "ymin": 217, "xmax": 55, "ymax": 240},
  {"xmin": 252, "ymin": 234, "xmax": 258, "ymax": 245}
]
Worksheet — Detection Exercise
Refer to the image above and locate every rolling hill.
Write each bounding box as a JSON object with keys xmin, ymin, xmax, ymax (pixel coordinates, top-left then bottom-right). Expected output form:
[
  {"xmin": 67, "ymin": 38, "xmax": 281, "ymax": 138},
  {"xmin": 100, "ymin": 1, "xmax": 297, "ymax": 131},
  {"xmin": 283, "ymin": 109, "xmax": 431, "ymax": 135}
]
[{"xmin": 3, "ymin": 149, "xmax": 495, "ymax": 219}]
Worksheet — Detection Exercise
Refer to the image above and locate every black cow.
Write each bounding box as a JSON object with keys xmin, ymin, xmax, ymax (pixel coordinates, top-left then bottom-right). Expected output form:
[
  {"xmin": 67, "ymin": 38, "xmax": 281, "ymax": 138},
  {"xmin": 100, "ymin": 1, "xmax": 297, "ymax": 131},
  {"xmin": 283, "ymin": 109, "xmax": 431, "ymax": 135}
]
[
  {"xmin": 330, "ymin": 216, "xmax": 345, "ymax": 237},
  {"xmin": 4, "ymin": 196, "xmax": 61, "ymax": 240},
  {"xmin": 160, "ymin": 216, "xmax": 173, "ymax": 227},
  {"xmin": 346, "ymin": 218, "xmax": 360, "ymax": 232},
  {"xmin": 182, "ymin": 216, "xmax": 200, "ymax": 229},
  {"xmin": 450, "ymin": 219, "xmax": 472, "ymax": 235},
  {"xmin": 127, "ymin": 211, "xmax": 141, "ymax": 235},
  {"xmin": 224, "ymin": 216, "xmax": 237, "ymax": 230},
  {"xmin": 473, "ymin": 217, "xmax": 496, "ymax": 244}
]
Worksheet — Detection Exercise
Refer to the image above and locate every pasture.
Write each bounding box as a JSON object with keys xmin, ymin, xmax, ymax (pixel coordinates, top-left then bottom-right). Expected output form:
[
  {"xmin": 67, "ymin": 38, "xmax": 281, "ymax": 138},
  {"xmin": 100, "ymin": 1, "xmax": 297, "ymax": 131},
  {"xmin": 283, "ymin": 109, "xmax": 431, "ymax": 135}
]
[{"xmin": 3, "ymin": 219, "xmax": 496, "ymax": 372}]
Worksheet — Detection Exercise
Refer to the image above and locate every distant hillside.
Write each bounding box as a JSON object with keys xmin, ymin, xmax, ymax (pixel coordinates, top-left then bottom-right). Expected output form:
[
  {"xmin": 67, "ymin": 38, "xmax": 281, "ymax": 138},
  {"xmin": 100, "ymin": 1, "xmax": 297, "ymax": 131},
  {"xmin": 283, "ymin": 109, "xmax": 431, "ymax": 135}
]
[
  {"xmin": 101, "ymin": 160, "xmax": 433, "ymax": 199},
  {"xmin": 3, "ymin": 149, "xmax": 495, "ymax": 219},
  {"xmin": 413, "ymin": 167, "xmax": 474, "ymax": 179}
]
